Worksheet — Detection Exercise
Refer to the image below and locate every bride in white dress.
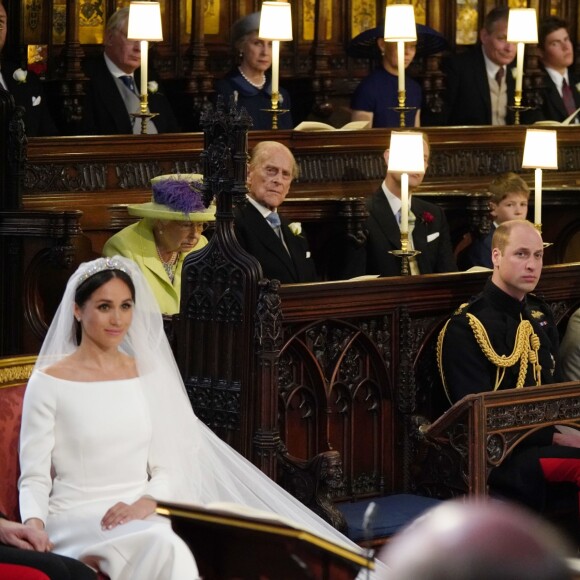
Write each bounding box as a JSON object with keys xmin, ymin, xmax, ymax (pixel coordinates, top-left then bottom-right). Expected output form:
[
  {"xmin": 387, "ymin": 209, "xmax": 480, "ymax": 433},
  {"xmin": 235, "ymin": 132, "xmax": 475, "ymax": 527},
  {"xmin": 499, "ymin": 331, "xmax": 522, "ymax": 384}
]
[{"xmin": 19, "ymin": 257, "xmax": 378, "ymax": 579}]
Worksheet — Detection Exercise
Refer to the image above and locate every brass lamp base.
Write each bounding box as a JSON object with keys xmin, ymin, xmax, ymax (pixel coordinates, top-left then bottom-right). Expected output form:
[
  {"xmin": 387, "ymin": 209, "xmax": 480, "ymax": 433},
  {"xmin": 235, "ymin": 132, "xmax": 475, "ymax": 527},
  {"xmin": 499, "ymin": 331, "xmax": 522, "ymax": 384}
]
[
  {"xmin": 130, "ymin": 111, "xmax": 159, "ymax": 135},
  {"xmin": 389, "ymin": 106, "xmax": 417, "ymax": 128},
  {"xmin": 261, "ymin": 107, "xmax": 290, "ymax": 130}
]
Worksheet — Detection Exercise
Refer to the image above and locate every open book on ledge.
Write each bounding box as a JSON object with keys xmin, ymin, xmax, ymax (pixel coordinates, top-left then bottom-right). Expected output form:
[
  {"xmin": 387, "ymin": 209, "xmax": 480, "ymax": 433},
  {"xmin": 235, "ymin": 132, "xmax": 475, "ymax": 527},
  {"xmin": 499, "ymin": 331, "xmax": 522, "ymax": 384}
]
[
  {"xmin": 534, "ymin": 107, "xmax": 580, "ymax": 126},
  {"xmin": 294, "ymin": 120, "xmax": 370, "ymax": 131}
]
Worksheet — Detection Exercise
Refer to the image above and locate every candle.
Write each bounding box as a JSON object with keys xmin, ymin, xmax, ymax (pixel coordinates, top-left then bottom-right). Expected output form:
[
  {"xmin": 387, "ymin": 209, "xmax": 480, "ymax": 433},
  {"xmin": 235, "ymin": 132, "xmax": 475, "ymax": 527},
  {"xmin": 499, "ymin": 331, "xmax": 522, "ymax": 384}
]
[
  {"xmin": 534, "ymin": 167, "xmax": 542, "ymax": 225},
  {"xmin": 140, "ymin": 40, "xmax": 148, "ymax": 97},
  {"xmin": 400, "ymin": 173, "xmax": 409, "ymax": 233},
  {"xmin": 515, "ymin": 42, "xmax": 524, "ymax": 94},
  {"xmin": 397, "ymin": 40, "xmax": 405, "ymax": 93},
  {"xmin": 271, "ymin": 39, "xmax": 280, "ymax": 95}
]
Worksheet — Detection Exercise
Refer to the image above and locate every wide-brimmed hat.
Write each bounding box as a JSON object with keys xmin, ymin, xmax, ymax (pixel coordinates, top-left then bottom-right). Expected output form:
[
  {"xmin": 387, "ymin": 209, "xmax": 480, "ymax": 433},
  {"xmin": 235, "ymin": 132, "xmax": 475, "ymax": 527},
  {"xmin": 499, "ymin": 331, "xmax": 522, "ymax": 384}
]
[
  {"xmin": 348, "ymin": 23, "xmax": 448, "ymax": 59},
  {"xmin": 231, "ymin": 11, "xmax": 261, "ymax": 45},
  {"xmin": 128, "ymin": 174, "xmax": 216, "ymax": 222}
]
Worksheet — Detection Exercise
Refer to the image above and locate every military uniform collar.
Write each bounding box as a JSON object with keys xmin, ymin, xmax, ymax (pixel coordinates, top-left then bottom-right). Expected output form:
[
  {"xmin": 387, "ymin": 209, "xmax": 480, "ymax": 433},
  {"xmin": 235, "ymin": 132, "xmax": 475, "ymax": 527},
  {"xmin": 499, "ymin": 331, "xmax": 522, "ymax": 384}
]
[{"xmin": 484, "ymin": 279, "xmax": 527, "ymax": 317}]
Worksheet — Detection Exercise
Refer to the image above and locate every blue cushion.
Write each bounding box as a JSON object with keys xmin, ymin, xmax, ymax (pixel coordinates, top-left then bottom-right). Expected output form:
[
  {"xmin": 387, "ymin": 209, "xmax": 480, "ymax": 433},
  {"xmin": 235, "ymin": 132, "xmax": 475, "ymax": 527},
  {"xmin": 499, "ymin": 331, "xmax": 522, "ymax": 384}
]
[{"xmin": 337, "ymin": 494, "xmax": 442, "ymax": 541}]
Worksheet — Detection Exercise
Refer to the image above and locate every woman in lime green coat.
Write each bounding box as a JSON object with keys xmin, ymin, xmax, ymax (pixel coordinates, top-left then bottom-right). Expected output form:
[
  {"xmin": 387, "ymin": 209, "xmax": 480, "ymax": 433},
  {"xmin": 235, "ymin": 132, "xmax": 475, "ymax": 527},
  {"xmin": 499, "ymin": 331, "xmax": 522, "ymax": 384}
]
[{"xmin": 103, "ymin": 174, "xmax": 215, "ymax": 315}]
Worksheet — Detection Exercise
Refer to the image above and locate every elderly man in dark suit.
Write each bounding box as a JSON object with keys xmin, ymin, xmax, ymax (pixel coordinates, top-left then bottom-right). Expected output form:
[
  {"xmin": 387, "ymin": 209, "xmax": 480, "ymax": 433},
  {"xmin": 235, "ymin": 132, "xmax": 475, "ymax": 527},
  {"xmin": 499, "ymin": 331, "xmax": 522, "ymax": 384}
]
[
  {"xmin": 342, "ymin": 134, "xmax": 456, "ymax": 278},
  {"xmin": 0, "ymin": 3, "xmax": 57, "ymax": 136},
  {"xmin": 436, "ymin": 7, "xmax": 516, "ymax": 126},
  {"xmin": 80, "ymin": 7, "xmax": 179, "ymax": 135},
  {"xmin": 523, "ymin": 17, "xmax": 580, "ymax": 124},
  {"xmin": 234, "ymin": 141, "xmax": 317, "ymax": 284}
]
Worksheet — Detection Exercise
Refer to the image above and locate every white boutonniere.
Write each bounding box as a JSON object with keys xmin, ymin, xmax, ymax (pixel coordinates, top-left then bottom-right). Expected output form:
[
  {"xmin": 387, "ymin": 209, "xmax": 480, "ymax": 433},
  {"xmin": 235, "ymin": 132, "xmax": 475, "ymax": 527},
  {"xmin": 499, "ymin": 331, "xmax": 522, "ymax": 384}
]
[
  {"xmin": 576, "ymin": 82, "xmax": 580, "ymax": 93},
  {"xmin": 13, "ymin": 68, "xmax": 28, "ymax": 84},
  {"xmin": 510, "ymin": 67, "xmax": 517, "ymax": 79},
  {"xmin": 147, "ymin": 81, "xmax": 158, "ymax": 94},
  {"xmin": 288, "ymin": 222, "xmax": 302, "ymax": 236},
  {"xmin": 32, "ymin": 96, "xmax": 41, "ymax": 107}
]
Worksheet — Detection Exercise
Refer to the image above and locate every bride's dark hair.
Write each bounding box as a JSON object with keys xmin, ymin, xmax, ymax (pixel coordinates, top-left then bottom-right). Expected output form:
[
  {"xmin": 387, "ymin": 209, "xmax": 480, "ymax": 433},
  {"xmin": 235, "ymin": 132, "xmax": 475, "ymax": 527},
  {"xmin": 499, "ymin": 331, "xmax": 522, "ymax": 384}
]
[{"xmin": 75, "ymin": 269, "xmax": 135, "ymax": 306}]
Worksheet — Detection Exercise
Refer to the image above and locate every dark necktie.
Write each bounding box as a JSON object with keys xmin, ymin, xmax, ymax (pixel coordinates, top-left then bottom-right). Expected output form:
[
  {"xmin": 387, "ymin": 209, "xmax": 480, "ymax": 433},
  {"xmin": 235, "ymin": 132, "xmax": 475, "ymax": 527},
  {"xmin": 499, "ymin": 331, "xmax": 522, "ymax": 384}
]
[
  {"xmin": 562, "ymin": 78, "xmax": 576, "ymax": 116},
  {"xmin": 495, "ymin": 67, "xmax": 505, "ymax": 87},
  {"xmin": 119, "ymin": 75, "xmax": 137, "ymax": 95}
]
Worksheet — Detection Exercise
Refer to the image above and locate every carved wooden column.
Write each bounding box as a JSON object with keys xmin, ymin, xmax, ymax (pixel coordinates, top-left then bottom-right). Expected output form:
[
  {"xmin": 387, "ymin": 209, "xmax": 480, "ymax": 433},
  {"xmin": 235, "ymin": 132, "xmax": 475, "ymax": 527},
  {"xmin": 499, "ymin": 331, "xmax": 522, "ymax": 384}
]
[
  {"xmin": 311, "ymin": 0, "xmax": 333, "ymax": 118},
  {"xmin": 0, "ymin": 90, "xmax": 26, "ymax": 211},
  {"xmin": 182, "ymin": 1, "xmax": 214, "ymax": 130},
  {"xmin": 53, "ymin": 0, "xmax": 87, "ymax": 133},
  {"xmin": 178, "ymin": 99, "xmax": 284, "ymax": 475}
]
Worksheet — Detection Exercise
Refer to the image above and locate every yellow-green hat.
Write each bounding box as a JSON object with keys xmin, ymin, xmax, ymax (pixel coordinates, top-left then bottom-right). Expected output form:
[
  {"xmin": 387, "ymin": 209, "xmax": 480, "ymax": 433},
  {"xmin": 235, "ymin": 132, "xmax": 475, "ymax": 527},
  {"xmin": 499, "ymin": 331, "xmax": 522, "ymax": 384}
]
[{"xmin": 127, "ymin": 174, "xmax": 216, "ymax": 222}]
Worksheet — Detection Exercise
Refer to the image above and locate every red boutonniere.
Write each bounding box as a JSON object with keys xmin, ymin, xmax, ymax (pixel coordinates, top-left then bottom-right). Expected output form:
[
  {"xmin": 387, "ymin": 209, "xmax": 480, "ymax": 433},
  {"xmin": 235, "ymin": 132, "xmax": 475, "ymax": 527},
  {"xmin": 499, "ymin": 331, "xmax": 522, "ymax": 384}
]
[{"xmin": 421, "ymin": 211, "xmax": 435, "ymax": 225}]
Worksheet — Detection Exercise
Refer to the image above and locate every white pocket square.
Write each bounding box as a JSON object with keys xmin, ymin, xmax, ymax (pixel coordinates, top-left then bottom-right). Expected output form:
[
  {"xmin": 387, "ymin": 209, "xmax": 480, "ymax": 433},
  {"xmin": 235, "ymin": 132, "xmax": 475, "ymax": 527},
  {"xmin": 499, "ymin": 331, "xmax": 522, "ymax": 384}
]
[
  {"xmin": 427, "ymin": 232, "xmax": 440, "ymax": 242},
  {"xmin": 306, "ymin": 251, "xmax": 311, "ymax": 259},
  {"xmin": 32, "ymin": 96, "xmax": 41, "ymax": 107}
]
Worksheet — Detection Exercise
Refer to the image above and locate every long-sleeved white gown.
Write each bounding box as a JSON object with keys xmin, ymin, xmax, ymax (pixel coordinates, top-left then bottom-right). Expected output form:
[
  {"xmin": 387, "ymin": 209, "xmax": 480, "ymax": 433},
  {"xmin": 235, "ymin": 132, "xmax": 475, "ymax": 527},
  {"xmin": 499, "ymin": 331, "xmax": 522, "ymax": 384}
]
[{"xmin": 19, "ymin": 371, "xmax": 199, "ymax": 580}]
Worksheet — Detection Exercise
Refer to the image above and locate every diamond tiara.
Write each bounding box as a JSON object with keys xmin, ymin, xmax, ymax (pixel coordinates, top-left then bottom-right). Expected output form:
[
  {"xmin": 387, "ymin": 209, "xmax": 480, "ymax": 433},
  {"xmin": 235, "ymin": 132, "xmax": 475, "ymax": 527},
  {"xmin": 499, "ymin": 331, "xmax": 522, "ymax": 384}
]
[{"xmin": 76, "ymin": 257, "xmax": 130, "ymax": 287}]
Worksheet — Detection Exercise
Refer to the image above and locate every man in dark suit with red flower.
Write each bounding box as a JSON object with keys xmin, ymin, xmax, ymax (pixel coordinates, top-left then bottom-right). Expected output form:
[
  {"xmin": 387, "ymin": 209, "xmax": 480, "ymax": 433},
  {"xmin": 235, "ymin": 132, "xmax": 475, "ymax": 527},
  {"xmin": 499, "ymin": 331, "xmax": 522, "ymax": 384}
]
[
  {"xmin": 0, "ymin": 3, "xmax": 57, "ymax": 136},
  {"xmin": 342, "ymin": 134, "xmax": 457, "ymax": 278}
]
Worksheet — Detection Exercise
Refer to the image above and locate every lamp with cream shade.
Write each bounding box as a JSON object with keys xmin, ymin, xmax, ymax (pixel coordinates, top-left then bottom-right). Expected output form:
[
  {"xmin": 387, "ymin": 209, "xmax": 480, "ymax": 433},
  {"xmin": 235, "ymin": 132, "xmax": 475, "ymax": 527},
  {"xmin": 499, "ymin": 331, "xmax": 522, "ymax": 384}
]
[
  {"xmin": 127, "ymin": 1, "xmax": 163, "ymax": 134},
  {"xmin": 387, "ymin": 131, "xmax": 425, "ymax": 275},
  {"xmin": 507, "ymin": 8, "xmax": 538, "ymax": 124},
  {"xmin": 258, "ymin": 1, "xmax": 293, "ymax": 129},
  {"xmin": 383, "ymin": 4, "xmax": 417, "ymax": 127},
  {"xmin": 522, "ymin": 128, "xmax": 558, "ymax": 231}
]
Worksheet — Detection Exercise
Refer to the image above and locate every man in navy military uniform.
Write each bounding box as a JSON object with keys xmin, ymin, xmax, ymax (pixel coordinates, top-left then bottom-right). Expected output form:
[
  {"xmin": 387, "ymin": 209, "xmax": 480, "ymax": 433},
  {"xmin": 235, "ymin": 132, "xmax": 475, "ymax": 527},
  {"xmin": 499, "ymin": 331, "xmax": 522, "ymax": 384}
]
[{"xmin": 439, "ymin": 220, "xmax": 580, "ymax": 515}]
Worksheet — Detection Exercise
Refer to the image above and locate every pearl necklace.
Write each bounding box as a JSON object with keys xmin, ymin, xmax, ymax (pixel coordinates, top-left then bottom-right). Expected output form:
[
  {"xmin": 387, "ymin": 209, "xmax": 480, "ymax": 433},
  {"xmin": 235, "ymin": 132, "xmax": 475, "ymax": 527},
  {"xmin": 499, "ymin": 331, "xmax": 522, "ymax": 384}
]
[
  {"xmin": 238, "ymin": 67, "xmax": 266, "ymax": 90},
  {"xmin": 156, "ymin": 245, "xmax": 178, "ymax": 283}
]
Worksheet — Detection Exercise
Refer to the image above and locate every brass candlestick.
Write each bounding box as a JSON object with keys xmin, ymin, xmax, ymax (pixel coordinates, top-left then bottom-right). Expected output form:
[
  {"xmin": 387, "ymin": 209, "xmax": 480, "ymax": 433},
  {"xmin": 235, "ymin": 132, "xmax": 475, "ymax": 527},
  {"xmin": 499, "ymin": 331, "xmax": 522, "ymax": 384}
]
[
  {"xmin": 262, "ymin": 90, "xmax": 289, "ymax": 130},
  {"xmin": 390, "ymin": 90, "xmax": 416, "ymax": 128},
  {"xmin": 508, "ymin": 90, "xmax": 531, "ymax": 125},
  {"xmin": 389, "ymin": 231, "xmax": 421, "ymax": 276},
  {"xmin": 131, "ymin": 94, "xmax": 159, "ymax": 134}
]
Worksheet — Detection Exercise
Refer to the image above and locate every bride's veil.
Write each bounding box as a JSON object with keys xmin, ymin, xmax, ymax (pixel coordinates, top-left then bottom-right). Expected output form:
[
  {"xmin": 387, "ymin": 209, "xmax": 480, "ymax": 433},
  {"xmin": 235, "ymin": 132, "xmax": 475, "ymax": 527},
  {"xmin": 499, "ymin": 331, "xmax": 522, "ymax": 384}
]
[{"xmin": 34, "ymin": 257, "xmax": 383, "ymax": 575}]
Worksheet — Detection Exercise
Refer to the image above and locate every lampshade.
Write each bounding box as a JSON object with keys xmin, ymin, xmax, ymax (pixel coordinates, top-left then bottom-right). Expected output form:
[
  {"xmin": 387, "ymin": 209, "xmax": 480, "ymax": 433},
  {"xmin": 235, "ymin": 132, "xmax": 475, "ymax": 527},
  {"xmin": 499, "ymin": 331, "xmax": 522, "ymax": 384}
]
[
  {"xmin": 387, "ymin": 132, "xmax": 425, "ymax": 173},
  {"xmin": 522, "ymin": 129, "xmax": 558, "ymax": 169},
  {"xmin": 507, "ymin": 8, "xmax": 538, "ymax": 44},
  {"xmin": 384, "ymin": 4, "xmax": 417, "ymax": 42},
  {"xmin": 259, "ymin": 2, "xmax": 293, "ymax": 41},
  {"xmin": 127, "ymin": 1, "xmax": 163, "ymax": 42}
]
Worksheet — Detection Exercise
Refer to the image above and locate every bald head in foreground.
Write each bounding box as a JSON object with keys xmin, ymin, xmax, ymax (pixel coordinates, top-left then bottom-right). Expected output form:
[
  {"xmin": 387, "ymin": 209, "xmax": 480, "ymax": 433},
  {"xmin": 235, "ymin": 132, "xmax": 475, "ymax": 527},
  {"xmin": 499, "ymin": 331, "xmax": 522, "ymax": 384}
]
[{"xmin": 378, "ymin": 499, "xmax": 573, "ymax": 580}]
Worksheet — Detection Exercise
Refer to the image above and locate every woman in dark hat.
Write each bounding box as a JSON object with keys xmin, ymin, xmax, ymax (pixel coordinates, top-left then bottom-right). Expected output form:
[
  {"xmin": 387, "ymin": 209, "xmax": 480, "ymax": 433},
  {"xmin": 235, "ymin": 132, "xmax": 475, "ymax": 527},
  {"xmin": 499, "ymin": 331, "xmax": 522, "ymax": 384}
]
[
  {"xmin": 349, "ymin": 23, "xmax": 447, "ymax": 128},
  {"xmin": 102, "ymin": 174, "xmax": 215, "ymax": 315},
  {"xmin": 214, "ymin": 12, "xmax": 293, "ymax": 130}
]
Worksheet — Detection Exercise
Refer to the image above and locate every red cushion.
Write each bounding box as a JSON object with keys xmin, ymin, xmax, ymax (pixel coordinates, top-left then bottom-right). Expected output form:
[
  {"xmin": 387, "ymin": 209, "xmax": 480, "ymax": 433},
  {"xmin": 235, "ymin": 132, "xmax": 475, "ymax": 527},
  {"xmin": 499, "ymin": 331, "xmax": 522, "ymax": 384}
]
[
  {"xmin": 0, "ymin": 383, "xmax": 26, "ymax": 521},
  {"xmin": 0, "ymin": 563, "xmax": 50, "ymax": 579}
]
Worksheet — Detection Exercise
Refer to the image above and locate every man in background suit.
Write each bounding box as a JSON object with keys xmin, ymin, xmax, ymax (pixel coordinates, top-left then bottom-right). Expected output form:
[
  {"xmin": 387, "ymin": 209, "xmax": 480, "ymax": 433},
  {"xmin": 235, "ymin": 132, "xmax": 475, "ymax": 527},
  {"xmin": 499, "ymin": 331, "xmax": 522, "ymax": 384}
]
[
  {"xmin": 0, "ymin": 3, "xmax": 57, "ymax": 136},
  {"xmin": 342, "ymin": 134, "xmax": 456, "ymax": 278},
  {"xmin": 234, "ymin": 141, "xmax": 317, "ymax": 283},
  {"xmin": 80, "ymin": 7, "xmax": 179, "ymax": 135},
  {"xmin": 523, "ymin": 17, "xmax": 580, "ymax": 124},
  {"xmin": 435, "ymin": 7, "xmax": 516, "ymax": 126}
]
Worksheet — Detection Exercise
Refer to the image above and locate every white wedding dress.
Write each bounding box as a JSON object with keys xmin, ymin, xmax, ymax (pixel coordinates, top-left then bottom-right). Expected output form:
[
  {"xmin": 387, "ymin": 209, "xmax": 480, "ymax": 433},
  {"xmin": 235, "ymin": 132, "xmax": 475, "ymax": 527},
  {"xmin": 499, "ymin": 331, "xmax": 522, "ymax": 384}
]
[
  {"xmin": 19, "ymin": 256, "xmax": 385, "ymax": 580},
  {"xmin": 19, "ymin": 371, "xmax": 199, "ymax": 579}
]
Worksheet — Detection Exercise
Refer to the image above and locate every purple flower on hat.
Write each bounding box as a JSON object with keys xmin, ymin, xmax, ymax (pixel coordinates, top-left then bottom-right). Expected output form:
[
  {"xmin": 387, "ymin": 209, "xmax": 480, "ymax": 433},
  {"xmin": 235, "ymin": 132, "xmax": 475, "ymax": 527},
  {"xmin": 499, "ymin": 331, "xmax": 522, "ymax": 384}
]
[{"xmin": 152, "ymin": 179, "xmax": 206, "ymax": 215}]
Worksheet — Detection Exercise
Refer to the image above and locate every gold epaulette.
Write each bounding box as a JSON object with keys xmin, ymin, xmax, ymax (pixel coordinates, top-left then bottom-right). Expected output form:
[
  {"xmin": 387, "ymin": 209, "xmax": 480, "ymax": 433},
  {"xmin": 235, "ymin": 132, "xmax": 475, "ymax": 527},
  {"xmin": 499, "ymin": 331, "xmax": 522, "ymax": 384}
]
[{"xmin": 437, "ymin": 312, "xmax": 542, "ymax": 397}]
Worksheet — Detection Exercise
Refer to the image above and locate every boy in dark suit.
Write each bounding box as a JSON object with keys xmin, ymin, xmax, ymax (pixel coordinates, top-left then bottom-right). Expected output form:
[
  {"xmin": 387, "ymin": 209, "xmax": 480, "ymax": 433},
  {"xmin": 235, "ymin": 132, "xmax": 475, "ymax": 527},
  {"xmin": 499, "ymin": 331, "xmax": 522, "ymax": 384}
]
[
  {"xmin": 467, "ymin": 172, "xmax": 530, "ymax": 269},
  {"xmin": 523, "ymin": 17, "xmax": 580, "ymax": 124},
  {"xmin": 234, "ymin": 141, "xmax": 317, "ymax": 283}
]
